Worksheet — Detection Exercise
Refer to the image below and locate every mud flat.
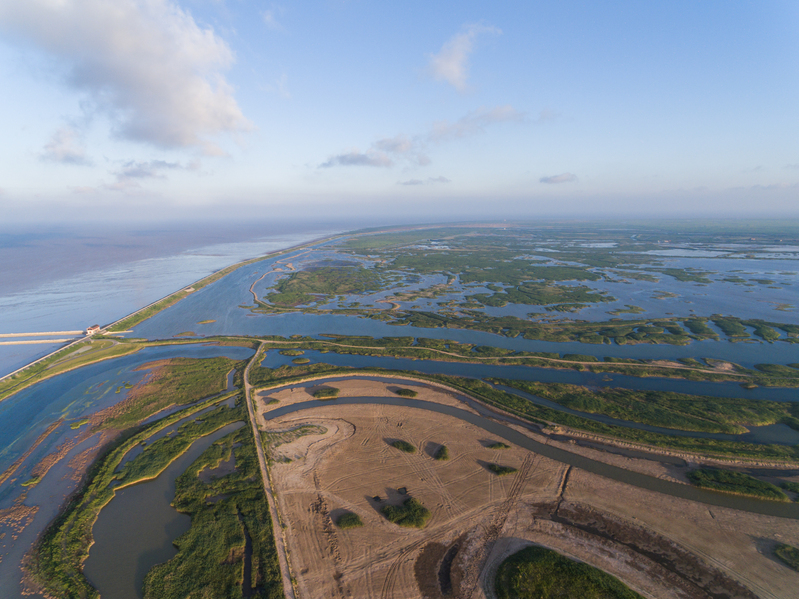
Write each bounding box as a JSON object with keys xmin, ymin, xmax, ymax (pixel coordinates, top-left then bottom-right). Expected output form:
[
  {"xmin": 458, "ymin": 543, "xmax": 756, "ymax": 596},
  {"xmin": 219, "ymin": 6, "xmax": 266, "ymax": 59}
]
[{"xmin": 256, "ymin": 379, "xmax": 799, "ymax": 599}]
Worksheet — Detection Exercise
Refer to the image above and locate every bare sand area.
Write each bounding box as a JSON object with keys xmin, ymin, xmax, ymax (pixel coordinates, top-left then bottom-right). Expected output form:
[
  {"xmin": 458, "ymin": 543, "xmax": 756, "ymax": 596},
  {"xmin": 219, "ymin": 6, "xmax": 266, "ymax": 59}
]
[{"xmin": 256, "ymin": 378, "xmax": 799, "ymax": 599}]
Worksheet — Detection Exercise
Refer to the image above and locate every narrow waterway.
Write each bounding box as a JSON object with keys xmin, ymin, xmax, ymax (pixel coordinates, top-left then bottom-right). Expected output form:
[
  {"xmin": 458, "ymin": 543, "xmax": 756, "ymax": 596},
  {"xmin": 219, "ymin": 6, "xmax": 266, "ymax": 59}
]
[
  {"xmin": 258, "ymin": 351, "xmax": 799, "ymax": 445},
  {"xmin": 260, "ymin": 349, "xmax": 799, "ymax": 402}
]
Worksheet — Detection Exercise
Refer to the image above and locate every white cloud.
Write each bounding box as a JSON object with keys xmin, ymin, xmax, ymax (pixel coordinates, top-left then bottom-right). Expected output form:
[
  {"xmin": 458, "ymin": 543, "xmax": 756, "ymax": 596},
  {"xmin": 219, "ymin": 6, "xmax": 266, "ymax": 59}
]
[
  {"xmin": 540, "ymin": 173, "xmax": 577, "ymax": 184},
  {"xmin": 320, "ymin": 150, "xmax": 393, "ymax": 168},
  {"xmin": 40, "ymin": 127, "xmax": 90, "ymax": 165},
  {"xmin": 428, "ymin": 24, "xmax": 500, "ymax": 92},
  {"xmin": 429, "ymin": 105, "xmax": 524, "ymax": 141},
  {"xmin": 0, "ymin": 0, "xmax": 251, "ymax": 154},
  {"xmin": 101, "ymin": 158, "xmax": 198, "ymax": 192}
]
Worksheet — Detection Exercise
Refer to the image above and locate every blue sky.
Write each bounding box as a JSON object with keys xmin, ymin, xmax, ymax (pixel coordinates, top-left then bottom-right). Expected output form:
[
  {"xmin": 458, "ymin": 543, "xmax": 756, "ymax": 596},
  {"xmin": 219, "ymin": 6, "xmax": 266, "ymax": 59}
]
[{"xmin": 1, "ymin": 1, "xmax": 797, "ymax": 223}]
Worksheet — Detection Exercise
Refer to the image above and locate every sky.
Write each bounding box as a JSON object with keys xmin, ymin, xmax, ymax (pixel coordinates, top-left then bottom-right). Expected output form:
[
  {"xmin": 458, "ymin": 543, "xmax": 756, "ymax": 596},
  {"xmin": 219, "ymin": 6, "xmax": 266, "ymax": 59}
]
[{"xmin": 0, "ymin": 0, "xmax": 798, "ymax": 224}]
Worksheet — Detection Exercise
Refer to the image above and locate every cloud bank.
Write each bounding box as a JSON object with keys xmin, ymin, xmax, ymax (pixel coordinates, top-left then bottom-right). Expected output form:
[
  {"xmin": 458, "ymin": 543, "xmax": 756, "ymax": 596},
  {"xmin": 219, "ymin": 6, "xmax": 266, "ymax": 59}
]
[
  {"xmin": 540, "ymin": 173, "xmax": 578, "ymax": 184},
  {"xmin": 320, "ymin": 150, "xmax": 393, "ymax": 168},
  {"xmin": 0, "ymin": 0, "xmax": 251, "ymax": 154},
  {"xmin": 428, "ymin": 24, "xmax": 500, "ymax": 91}
]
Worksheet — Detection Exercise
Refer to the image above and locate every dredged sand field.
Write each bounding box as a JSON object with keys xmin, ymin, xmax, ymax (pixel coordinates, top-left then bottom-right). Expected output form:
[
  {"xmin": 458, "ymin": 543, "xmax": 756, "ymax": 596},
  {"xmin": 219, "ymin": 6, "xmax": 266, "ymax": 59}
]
[{"xmin": 257, "ymin": 378, "xmax": 799, "ymax": 599}]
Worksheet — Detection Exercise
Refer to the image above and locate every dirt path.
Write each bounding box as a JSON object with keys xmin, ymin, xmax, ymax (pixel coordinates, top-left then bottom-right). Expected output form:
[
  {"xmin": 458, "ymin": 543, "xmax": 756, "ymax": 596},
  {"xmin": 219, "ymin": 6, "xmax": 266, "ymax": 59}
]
[{"xmin": 244, "ymin": 343, "xmax": 297, "ymax": 599}]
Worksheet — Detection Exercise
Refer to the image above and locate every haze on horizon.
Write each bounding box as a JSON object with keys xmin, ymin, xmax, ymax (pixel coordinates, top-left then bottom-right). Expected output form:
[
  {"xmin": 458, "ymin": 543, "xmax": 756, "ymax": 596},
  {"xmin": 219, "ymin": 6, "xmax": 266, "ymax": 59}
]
[{"xmin": 0, "ymin": 0, "xmax": 797, "ymax": 224}]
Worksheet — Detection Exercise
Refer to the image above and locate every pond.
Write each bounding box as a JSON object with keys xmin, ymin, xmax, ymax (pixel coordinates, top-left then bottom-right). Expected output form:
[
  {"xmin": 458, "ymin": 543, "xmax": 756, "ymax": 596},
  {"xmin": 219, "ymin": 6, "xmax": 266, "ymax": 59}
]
[{"xmin": 84, "ymin": 422, "xmax": 244, "ymax": 599}]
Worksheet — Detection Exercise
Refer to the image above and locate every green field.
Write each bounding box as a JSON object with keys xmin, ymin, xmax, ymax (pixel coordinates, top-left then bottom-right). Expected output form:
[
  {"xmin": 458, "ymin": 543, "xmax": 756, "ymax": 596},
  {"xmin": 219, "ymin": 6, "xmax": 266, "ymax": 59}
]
[{"xmin": 264, "ymin": 266, "xmax": 387, "ymax": 307}]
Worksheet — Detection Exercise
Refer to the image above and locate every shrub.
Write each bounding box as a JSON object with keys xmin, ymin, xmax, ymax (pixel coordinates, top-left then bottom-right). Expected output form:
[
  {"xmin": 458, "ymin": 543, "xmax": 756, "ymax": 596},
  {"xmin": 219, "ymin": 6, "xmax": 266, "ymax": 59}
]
[
  {"xmin": 336, "ymin": 512, "xmax": 363, "ymax": 529},
  {"xmin": 394, "ymin": 388, "xmax": 418, "ymax": 398},
  {"xmin": 382, "ymin": 498, "xmax": 430, "ymax": 528},
  {"xmin": 434, "ymin": 445, "xmax": 449, "ymax": 461},
  {"xmin": 391, "ymin": 440, "xmax": 415, "ymax": 453},
  {"xmin": 312, "ymin": 387, "xmax": 339, "ymax": 399},
  {"xmin": 487, "ymin": 442, "xmax": 510, "ymax": 449},
  {"xmin": 775, "ymin": 544, "xmax": 799, "ymax": 571},
  {"xmin": 487, "ymin": 464, "xmax": 517, "ymax": 476},
  {"xmin": 495, "ymin": 546, "xmax": 644, "ymax": 599}
]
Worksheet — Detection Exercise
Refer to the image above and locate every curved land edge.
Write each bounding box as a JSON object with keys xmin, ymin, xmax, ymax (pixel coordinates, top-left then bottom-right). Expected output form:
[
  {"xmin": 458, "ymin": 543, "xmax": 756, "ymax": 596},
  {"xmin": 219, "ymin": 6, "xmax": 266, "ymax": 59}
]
[
  {"xmin": 0, "ymin": 335, "xmax": 255, "ymax": 406},
  {"xmin": 256, "ymin": 375, "xmax": 794, "ymax": 599},
  {"xmin": 105, "ymin": 233, "xmax": 345, "ymax": 333},
  {"xmin": 254, "ymin": 373, "xmax": 799, "ymax": 519}
]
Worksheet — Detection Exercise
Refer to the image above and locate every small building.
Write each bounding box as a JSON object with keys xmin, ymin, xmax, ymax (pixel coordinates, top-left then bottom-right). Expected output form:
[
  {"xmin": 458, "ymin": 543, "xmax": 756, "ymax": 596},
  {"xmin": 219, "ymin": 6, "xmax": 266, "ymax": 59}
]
[{"xmin": 86, "ymin": 325, "xmax": 101, "ymax": 335}]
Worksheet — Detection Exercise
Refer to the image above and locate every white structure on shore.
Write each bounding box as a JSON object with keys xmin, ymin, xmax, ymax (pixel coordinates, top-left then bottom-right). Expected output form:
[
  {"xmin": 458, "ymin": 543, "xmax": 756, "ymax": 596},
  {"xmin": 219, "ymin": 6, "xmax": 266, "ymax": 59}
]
[{"xmin": 86, "ymin": 325, "xmax": 101, "ymax": 335}]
